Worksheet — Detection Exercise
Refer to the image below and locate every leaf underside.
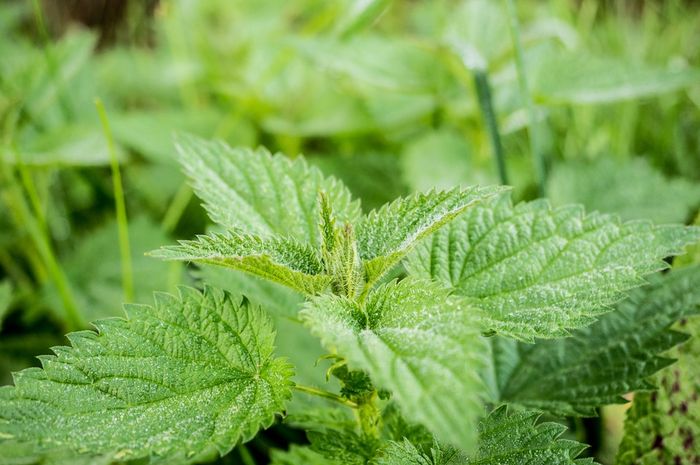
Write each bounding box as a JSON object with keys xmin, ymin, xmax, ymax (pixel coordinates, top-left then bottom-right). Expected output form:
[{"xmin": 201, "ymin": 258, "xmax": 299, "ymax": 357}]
[
  {"xmin": 0, "ymin": 286, "xmax": 293, "ymax": 464},
  {"xmin": 301, "ymin": 279, "xmax": 487, "ymax": 452},
  {"xmin": 407, "ymin": 196, "xmax": 700, "ymax": 341}
]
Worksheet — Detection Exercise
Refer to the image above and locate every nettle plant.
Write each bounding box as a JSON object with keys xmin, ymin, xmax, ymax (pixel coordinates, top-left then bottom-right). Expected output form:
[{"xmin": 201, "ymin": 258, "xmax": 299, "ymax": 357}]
[{"xmin": 2, "ymin": 135, "xmax": 700, "ymax": 464}]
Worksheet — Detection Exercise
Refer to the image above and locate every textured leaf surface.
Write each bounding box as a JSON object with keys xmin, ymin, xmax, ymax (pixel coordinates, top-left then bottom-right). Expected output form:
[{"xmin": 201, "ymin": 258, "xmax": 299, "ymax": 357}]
[
  {"xmin": 0, "ymin": 287, "xmax": 293, "ymax": 463},
  {"xmin": 548, "ymin": 157, "xmax": 700, "ymax": 224},
  {"xmin": 617, "ymin": 307, "xmax": 700, "ymax": 463},
  {"xmin": 487, "ymin": 264, "xmax": 700, "ymax": 416},
  {"xmin": 407, "ymin": 196, "xmax": 700, "ymax": 340},
  {"xmin": 153, "ymin": 231, "xmax": 331, "ymax": 295},
  {"xmin": 373, "ymin": 439, "xmax": 463, "ymax": 465},
  {"xmin": 357, "ymin": 186, "xmax": 505, "ymax": 286},
  {"xmin": 301, "ymin": 279, "xmax": 487, "ymax": 450},
  {"xmin": 175, "ymin": 134, "xmax": 360, "ymax": 247},
  {"xmin": 374, "ymin": 407, "xmax": 594, "ymax": 464}
]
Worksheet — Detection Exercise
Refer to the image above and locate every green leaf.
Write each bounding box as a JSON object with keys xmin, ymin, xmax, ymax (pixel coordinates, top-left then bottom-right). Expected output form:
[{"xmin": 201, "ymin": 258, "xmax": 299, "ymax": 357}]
[
  {"xmin": 548, "ymin": 157, "xmax": 700, "ymax": 224},
  {"xmin": 46, "ymin": 216, "xmax": 181, "ymax": 322},
  {"xmin": 0, "ymin": 286, "xmax": 293, "ymax": 463},
  {"xmin": 301, "ymin": 278, "xmax": 487, "ymax": 451},
  {"xmin": 488, "ymin": 264, "xmax": 700, "ymax": 416},
  {"xmin": 333, "ymin": 0, "xmax": 393, "ymax": 38},
  {"xmin": 174, "ymin": 134, "xmax": 361, "ymax": 247},
  {"xmin": 152, "ymin": 231, "xmax": 332, "ymax": 296},
  {"xmin": 400, "ymin": 129, "xmax": 496, "ymax": 193},
  {"xmin": 533, "ymin": 53, "xmax": 700, "ymax": 104},
  {"xmin": 470, "ymin": 407, "xmax": 595, "ymax": 464},
  {"xmin": 111, "ymin": 109, "xmax": 254, "ymax": 165},
  {"xmin": 616, "ymin": 298, "xmax": 700, "ymax": 463},
  {"xmin": 407, "ymin": 196, "xmax": 700, "ymax": 341},
  {"xmin": 373, "ymin": 439, "xmax": 464, "ymax": 465},
  {"xmin": 307, "ymin": 428, "xmax": 379, "ymax": 465},
  {"xmin": 374, "ymin": 407, "xmax": 595, "ymax": 464},
  {"xmin": 357, "ymin": 186, "xmax": 506, "ymax": 286},
  {"xmin": 9, "ymin": 124, "xmax": 127, "ymax": 167}
]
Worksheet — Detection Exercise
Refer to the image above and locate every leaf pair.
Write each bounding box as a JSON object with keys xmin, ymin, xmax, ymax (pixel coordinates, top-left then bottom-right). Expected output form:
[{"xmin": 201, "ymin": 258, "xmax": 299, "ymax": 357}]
[{"xmin": 152, "ymin": 135, "xmax": 506, "ymax": 297}]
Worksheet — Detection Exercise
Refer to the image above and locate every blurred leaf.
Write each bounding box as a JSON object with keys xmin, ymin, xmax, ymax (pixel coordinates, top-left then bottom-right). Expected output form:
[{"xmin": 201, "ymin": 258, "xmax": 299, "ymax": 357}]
[
  {"xmin": 23, "ymin": 30, "xmax": 97, "ymax": 122},
  {"xmin": 298, "ymin": 36, "xmax": 445, "ymax": 93},
  {"xmin": 126, "ymin": 164, "xmax": 183, "ymax": 211},
  {"xmin": 111, "ymin": 109, "xmax": 255, "ymax": 165},
  {"xmin": 401, "ymin": 129, "xmax": 496, "ymax": 192},
  {"xmin": 442, "ymin": 0, "xmax": 508, "ymax": 69},
  {"xmin": 548, "ymin": 157, "xmax": 700, "ymax": 224},
  {"xmin": 11, "ymin": 125, "xmax": 125, "ymax": 167},
  {"xmin": 533, "ymin": 53, "xmax": 700, "ymax": 104},
  {"xmin": 334, "ymin": 0, "xmax": 392, "ymax": 38},
  {"xmin": 46, "ymin": 216, "xmax": 182, "ymax": 321},
  {"xmin": 310, "ymin": 152, "xmax": 407, "ymax": 212}
]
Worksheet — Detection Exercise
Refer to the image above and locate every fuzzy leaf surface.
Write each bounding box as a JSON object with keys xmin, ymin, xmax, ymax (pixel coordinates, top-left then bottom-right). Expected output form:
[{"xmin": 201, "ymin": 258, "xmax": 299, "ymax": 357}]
[
  {"xmin": 374, "ymin": 407, "xmax": 594, "ymax": 464},
  {"xmin": 0, "ymin": 287, "xmax": 293, "ymax": 463},
  {"xmin": 356, "ymin": 186, "xmax": 505, "ymax": 285},
  {"xmin": 152, "ymin": 232, "xmax": 331, "ymax": 295},
  {"xmin": 407, "ymin": 197, "xmax": 700, "ymax": 340},
  {"xmin": 301, "ymin": 279, "xmax": 487, "ymax": 451},
  {"xmin": 488, "ymin": 264, "xmax": 700, "ymax": 416},
  {"xmin": 175, "ymin": 134, "xmax": 360, "ymax": 247}
]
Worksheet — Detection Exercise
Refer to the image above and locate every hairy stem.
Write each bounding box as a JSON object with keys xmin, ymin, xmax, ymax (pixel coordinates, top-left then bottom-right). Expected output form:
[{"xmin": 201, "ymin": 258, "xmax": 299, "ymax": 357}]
[
  {"xmin": 293, "ymin": 384, "xmax": 358, "ymax": 408},
  {"xmin": 95, "ymin": 98, "xmax": 133, "ymax": 302}
]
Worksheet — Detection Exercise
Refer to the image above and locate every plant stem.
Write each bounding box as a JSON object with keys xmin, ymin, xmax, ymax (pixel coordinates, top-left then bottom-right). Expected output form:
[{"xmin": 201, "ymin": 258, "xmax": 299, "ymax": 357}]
[
  {"xmin": 161, "ymin": 182, "xmax": 192, "ymax": 233},
  {"xmin": 237, "ymin": 444, "xmax": 255, "ymax": 465},
  {"xmin": 0, "ymin": 161, "xmax": 83, "ymax": 330},
  {"xmin": 15, "ymin": 155, "xmax": 47, "ymax": 233},
  {"xmin": 95, "ymin": 98, "xmax": 133, "ymax": 302},
  {"xmin": 293, "ymin": 384, "xmax": 358, "ymax": 408},
  {"xmin": 31, "ymin": 0, "xmax": 73, "ymax": 121},
  {"xmin": 505, "ymin": 0, "xmax": 547, "ymax": 196},
  {"xmin": 473, "ymin": 70, "xmax": 509, "ymax": 185}
]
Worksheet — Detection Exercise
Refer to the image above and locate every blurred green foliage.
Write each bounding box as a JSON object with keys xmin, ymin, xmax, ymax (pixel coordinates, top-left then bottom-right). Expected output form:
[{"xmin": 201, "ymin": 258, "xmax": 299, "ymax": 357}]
[{"xmin": 0, "ymin": 0, "xmax": 699, "ymax": 463}]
